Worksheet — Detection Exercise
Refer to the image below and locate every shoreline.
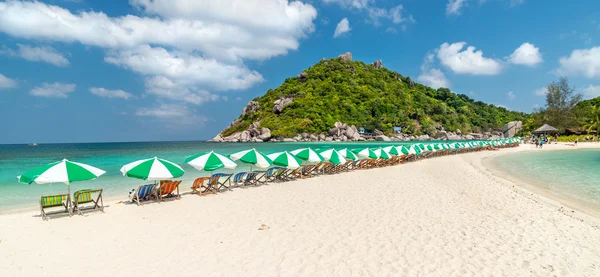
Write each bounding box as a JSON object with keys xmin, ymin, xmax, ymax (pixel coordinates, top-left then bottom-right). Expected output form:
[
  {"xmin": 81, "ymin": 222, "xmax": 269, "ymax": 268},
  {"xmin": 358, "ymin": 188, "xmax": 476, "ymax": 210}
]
[{"xmin": 2, "ymin": 145, "xmax": 600, "ymax": 276}]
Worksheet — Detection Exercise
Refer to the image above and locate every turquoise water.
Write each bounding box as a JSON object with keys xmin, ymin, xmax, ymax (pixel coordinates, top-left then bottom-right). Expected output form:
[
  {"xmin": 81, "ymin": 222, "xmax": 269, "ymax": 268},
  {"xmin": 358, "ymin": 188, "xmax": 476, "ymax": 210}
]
[
  {"xmin": 494, "ymin": 149, "xmax": 600, "ymax": 207},
  {"xmin": 0, "ymin": 140, "xmax": 447, "ymax": 211}
]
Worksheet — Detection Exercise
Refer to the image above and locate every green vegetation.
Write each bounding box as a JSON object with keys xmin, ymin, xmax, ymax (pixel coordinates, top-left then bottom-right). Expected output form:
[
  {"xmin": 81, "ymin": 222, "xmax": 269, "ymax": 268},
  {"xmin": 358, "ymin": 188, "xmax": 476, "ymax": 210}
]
[{"xmin": 223, "ymin": 58, "xmax": 528, "ymax": 138}]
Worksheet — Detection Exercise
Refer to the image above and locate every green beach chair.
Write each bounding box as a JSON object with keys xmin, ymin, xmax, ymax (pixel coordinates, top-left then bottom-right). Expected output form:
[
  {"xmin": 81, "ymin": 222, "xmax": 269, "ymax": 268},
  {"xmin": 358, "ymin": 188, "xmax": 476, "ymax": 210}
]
[
  {"xmin": 73, "ymin": 189, "xmax": 104, "ymax": 215},
  {"xmin": 40, "ymin": 194, "xmax": 71, "ymax": 220}
]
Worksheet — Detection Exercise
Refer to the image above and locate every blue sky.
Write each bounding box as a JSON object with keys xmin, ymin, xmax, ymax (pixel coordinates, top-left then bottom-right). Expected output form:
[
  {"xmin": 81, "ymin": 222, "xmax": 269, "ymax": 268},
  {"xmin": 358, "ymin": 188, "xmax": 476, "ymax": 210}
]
[{"xmin": 0, "ymin": 0, "xmax": 599, "ymax": 144}]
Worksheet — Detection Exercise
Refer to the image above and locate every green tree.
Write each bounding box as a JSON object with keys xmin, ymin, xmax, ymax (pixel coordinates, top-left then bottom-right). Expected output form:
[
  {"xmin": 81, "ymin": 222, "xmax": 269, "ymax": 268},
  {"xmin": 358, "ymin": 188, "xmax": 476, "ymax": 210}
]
[
  {"xmin": 543, "ymin": 77, "xmax": 582, "ymax": 131},
  {"xmin": 582, "ymin": 105, "xmax": 600, "ymax": 133}
]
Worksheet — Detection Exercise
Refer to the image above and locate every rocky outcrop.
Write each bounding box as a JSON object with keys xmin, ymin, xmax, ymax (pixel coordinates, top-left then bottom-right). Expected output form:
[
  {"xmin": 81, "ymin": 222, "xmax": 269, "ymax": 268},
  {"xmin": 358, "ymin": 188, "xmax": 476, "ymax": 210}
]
[
  {"xmin": 338, "ymin": 52, "xmax": 352, "ymax": 61},
  {"xmin": 273, "ymin": 97, "xmax": 293, "ymax": 114},
  {"xmin": 242, "ymin": 101, "xmax": 260, "ymax": 117},
  {"xmin": 258, "ymin": 128, "xmax": 271, "ymax": 141},
  {"xmin": 375, "ymin": 135, "xmax": 391, "ymax": 141},
  {"xmin": 298, "ymin": 72, "xmax": 308, "ymax": 83},
  {"xmin": 502, "ymin": 121, "xmax": 522, "ymax": 138},
  {"xmin": 209, "ymin": 134, "xmax": 224, "ymax": 142},
  {"xmin": 372, "ymin": 60, "xmax": 383, "ymax": 69}
]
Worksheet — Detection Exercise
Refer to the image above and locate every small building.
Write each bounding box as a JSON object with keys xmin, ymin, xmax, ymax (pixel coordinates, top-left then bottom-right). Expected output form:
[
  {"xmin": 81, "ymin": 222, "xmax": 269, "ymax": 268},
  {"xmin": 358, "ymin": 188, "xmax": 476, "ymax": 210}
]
[
  {"xmin": 359, "ymin": 127, "xmax": 366, "ymax": 134},
  {"xmin": 393, "ymin": 126, "xmax": 402, "ymax": 133}
]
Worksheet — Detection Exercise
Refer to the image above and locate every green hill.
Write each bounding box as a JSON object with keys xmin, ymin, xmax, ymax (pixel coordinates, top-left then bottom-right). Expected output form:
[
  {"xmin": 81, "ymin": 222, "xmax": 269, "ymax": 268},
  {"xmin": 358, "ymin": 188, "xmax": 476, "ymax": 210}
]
[{"xmin": 221, "ymin": 57, "xmax": 527, "ymax": 139}]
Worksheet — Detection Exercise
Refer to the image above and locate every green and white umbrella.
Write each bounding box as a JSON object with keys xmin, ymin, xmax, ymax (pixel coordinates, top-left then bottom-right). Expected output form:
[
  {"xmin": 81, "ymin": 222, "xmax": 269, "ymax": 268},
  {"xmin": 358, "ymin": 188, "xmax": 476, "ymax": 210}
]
[
  {"xmin": 408, "ymin": 144, "xmax": 421, "ymax": 155},
  {"xmin": 397, "ymin": 145, "xmax": 411, "ymax": 156},
  {"xmin": 352, "ymin": 148, "xmax": 378, "ymax": 159},
  {"xmin": 185, "ymin": 151, "xmax": 237, "ymax": 171},
  {"xmin": 382, "ymin": 146, "xmax": 400, "ymax": 156},
  {"xmin": 290, "ymin": 147, "xmax": 324, "ymax": 163},
  {"xmin": 229, "ymin": 148, "xmax": 272, "ymax": 169},
  {"xmin": 120, "ymin": 157, "xmax": 185, "ymax": 180},
  {"xmin": 372, "ymin": 148, "xmax": 391, "ymax": 160},
  {"xmin": 18, "ymin": 159, "xmax": 106, "ymax": 198},
  {"xmin": 338, "ymin": 148, "xmax": 359, "ymax": 160},
  {"xmin": 319, "ymin": 149, "xmax": 347, "ymax": 165},
  {"xmin": 267, "ymin": 151, "xmax": 303, "ymax": 169}
]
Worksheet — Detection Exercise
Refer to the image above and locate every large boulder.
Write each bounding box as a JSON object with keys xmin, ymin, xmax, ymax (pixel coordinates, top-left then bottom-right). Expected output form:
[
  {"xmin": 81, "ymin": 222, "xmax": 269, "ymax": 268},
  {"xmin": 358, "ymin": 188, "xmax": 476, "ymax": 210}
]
[
  {"xmin": 282, "ymin": 138, "xmax": 296, "ymax": 142},
  {"xmin": 375, "ymin": 135, "xmax": 391, "ymax": 141},
  {"xmin": 240, "ymin": 131, "xmax": 251, "ymax": 142},
  {"xmin": 372, "ymin": 60, "xmax": 383, "ymax": 69},
  {"xmin": 318, "ymin": 134, "xmax": 326, "ymax": 141},
  {"xmin": 374, "ymin": 129, "xmax": 384, "ymax": 136},
  {"xmin": 258, "ymin": 128, "xmax": 271, "ymax": 141},
  {"xmin": 298, "ymin": 72, "xmax": 308, "ymax": 83},
  {"xmin": 273, "ymin": 97, "xmax": 294, "ymax": 114},
  {"xmin": 469, "ymin": 133, "xmax": 483, "ymax": 139},
  {"xmin": 242, "ymin": 101, "xmax": 260, "ymax": 116},
  {"xmin": 328, "ymin": 127, "xmax": 341, "ymax": 137},
  {"xmin": 223, "ymin": 132, "xmax": 242, "ymax": 142},
  {"xmin": 465, "ymin": 134, "xmax": 474, "ymax": 140},
  {"xmin": 309, "ymin": 134, "xmax": 318, "ymax": 141},
  {"xmin": 338, "ymin": 52, "xmax": 352, "ymax": 61},
  {"xmin": 344, "ymin": 125, "xmax": 361, "ymax": 141},
  {"xmin": 209, "ymin": 134, "xmax": 224, "ymax": 142},
  {"xmin": 502, "ymin": 121, "xmax": 522, "ymax": 138}
]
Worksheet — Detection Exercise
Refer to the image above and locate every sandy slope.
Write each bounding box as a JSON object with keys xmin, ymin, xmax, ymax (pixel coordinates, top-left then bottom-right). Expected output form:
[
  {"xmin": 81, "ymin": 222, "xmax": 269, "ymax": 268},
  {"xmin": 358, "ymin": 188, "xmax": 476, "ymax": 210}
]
[{"xmin": 1, "ymin": 144, "xmax": 599, "ymax": 277}]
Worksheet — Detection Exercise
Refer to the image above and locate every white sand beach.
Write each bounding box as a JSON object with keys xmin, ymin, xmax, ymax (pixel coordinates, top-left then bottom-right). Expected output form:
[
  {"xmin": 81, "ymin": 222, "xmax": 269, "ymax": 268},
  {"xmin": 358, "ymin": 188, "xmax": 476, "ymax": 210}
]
[{"xmin": 1, "ymin": 144, "xmax": 600, "ymax": 277}]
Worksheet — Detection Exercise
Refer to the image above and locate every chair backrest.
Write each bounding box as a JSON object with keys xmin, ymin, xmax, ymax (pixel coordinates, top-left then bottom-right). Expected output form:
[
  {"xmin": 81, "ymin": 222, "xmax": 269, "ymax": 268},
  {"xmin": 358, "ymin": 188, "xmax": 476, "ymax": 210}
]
[
  {"xmin": 266, "ymin": 167, "xmax": 279, "ymax": 177},
  {"xmin": 233, "ymin": 172, "xmax": 247, "ymax": 182},
  {"xmin": 245, "ymin": 172, "xmax": 257, "ymax": 180},
  {"xmin": 211, "ymin": 173, "xmax": 226, "ymax": 178},
  {"xmin": 74, "ymin": 189, "xmax": 102, "ymax": 204},
  {"xmin": 208, "ymin": 177, "xmax": 219, "ymax": 186},
  {"xmin": 159, "ymin": 181, "xmax": 179, "ymax": 195},
  {"xmin": 41, "ymin": 194, "xmax": 68, "ymax": 208},
  {"xmin": 138, "ymin": 184, "xmax": 155, "ymax": 198}
]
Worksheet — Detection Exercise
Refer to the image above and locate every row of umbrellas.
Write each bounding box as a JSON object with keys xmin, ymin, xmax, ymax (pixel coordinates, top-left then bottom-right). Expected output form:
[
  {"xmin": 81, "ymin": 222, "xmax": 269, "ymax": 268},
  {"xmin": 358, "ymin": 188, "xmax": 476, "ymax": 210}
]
[{"xmin": 17, "ymin": 138, "xmax": 521, "ymax": 193}]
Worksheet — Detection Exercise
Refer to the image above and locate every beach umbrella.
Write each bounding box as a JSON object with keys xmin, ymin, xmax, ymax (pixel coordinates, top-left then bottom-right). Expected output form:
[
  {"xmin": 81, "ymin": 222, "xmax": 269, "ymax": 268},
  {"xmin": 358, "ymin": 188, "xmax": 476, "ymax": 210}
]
[
  {"xmin": 408, "ymin": 144, "xmax": 421, "ymax": 155},
  {"xmin": 18, "ymin": 159, "xmax": 106, "ymax": 198},
  {"xmin": 394, "ymin": 145, "xmax": 410, "ymax": 156},
  {"xmin": 382, "ymin": 146, "xmax": 400, "ymax": 156},
  {"xmin": 229, "ymin": 148, "xmax": 272, "ymax": 169},
  {"xmin": 352, "ymin": 148, "xmax": 378, "ymax": 159},
  {"xmin": 120, "ymin": 157, "xmax": 185, "ymax": 180},
  {"xmin": 338, "ymin": 148, "xmax": 359, "ymax": 160},
  {"xmin": 372, "ymin": 148, "xmax": 391, "ymax": 159},
  {"xmin": 290, "ymin": 148, "xmax": 324, "ymax": 163},
  {"xmin": 319, "ymin": 149, "xmax": 347, "ymax": 165},
  {"xmin": 185, "ymin": 151, "xmax": 237, "ymax": 171},
  {"xmin": 267, "ymin": 151, "xmax": 302, "ymax": 169}
]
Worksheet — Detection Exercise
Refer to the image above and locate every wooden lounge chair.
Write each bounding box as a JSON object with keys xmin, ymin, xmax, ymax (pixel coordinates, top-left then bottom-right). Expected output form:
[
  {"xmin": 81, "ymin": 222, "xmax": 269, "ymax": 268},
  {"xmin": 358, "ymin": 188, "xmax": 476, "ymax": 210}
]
[
  {"xmin": 274, "ymin": 168, "xmax": 290, "ymax": 182},
  {"xmin": 129, "ymin": 184, "xmax": 157, "ymax": 206},
  {"xmin": 191, "ymin": 177, "xmax": 218, "ymax": 195},
  {"xmin": 287, "ymin": 167, "xmax": 303, "ymax": 180},
  {"xmin": 301, "ymin": 165, "xmax": 315, "ymax": 178},
  {"xmin": 73, "ymin": 189, "xmax": 104, "ymax": 215},
  {"xmin": 243, "ymin": 172, "xmax": 259, "ymax": 186},
  {"xmin": 232, "ymin": 172, "xmax": 247, "ymax": 187},
  {"xmin": 211, "ymin": 173, "xmax": 233, "ymax": 191},
  {"xmin": 40, "ymin": 194, "xmax": 71, "ymax": 220},
  {"xmin": 256, "ymin": 167, "xmax": 281, "ymax": 184},
  {"xmin": 157, "ymin": 181, "xmax": 181, "ymax": 201}
]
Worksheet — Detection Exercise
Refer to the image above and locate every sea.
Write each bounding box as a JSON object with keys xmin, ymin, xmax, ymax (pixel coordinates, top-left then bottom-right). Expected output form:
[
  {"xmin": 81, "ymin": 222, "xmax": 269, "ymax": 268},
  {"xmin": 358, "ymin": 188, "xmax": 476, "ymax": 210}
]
[
  {"xmin": 493, "ymin": 148, "xmax": 600, "ymax": 211},
  {"xmin": 0, "ymin": 140, "xmax": 428, "ymax": 212}
]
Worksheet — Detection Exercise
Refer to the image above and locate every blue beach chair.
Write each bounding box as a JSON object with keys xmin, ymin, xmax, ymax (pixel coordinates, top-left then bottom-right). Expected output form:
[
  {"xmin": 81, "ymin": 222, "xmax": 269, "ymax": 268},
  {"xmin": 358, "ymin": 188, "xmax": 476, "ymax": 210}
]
[
  {"xmin": 232, "ymin": 172, "xmax": 247, "ymax": 187},
  {"xmin": 211, "ymin": 173, "xmax": 233, "ymax": 191},
  {"xmin": 129, "ymin": 184, "xmax": 157, "ymax": 206}
]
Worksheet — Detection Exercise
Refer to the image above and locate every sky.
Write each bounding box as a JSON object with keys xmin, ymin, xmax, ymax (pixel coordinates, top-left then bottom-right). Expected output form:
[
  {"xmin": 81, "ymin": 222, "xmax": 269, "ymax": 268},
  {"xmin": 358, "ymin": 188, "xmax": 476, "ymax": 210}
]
[{"xmin": 0, "ymin": 0, "xmax": 599, "ymax": 144}]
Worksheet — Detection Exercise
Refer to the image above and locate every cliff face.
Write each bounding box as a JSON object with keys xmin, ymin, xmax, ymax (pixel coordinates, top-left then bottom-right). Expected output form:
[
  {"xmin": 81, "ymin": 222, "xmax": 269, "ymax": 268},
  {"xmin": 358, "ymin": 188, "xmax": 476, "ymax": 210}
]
[{"xmin": 212, "ymin": 53, "xmax": 527, "ymax": 142}]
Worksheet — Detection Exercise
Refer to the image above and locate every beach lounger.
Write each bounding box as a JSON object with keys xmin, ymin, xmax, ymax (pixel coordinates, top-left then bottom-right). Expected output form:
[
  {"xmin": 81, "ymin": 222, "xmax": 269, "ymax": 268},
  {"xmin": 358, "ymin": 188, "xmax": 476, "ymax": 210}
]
[
  {"xmin": 73, "ymin": 189, "xmax": 104, "ymax": 215},
  {"xmin": 40, "ymin": 194, "xmax": 71, "ymax": 220},
  {"xmin": 287, "ymin": 167, "xmax": 303, "ymax": 180},
  {"xmin": 301, "ymin": 165, "xmax": 315, "ymax": 178},
  {"xmin": 256, "ymin": 167, "xmax": 281, "ymax": 183},
  {"xmin": 191, "ymin": 177, "xmax": 218, "ymax": 195},
  {"xmin": 157, "ymin": 181, "xmax": 181, "ymax": 201},
  {"xmin": 211, "ymin": 173, "xmax": 233, "ymax": 191},
  {"xmin": 243, "ymin": 172, "xmax": 259, "ymax": 186},
  {"xmin": 274, "ymin": 168, "xmax": 290, "ymax": 182},
  {"xmin": 129, "ymin": 184, "xmax": 157, "ymax": 206},
  {"xmin": 232, "ymin": 172, "xmax": 247, "ymax": 187}
]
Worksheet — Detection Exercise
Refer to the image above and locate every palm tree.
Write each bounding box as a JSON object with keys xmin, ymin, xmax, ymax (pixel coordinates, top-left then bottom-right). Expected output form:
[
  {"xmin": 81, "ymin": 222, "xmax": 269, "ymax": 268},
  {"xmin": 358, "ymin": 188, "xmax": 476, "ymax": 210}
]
[{"xmin": 582, "ymin": 105, "xmax": 600, "ymax": 134}]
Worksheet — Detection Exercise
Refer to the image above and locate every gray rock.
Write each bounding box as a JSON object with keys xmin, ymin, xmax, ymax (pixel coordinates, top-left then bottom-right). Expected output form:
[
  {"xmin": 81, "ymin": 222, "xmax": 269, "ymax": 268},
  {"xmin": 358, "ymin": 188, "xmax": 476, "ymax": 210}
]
[
  {"xmin": 230, "ymin": 118, "xmax": 241, "ymax": 127},
  {"xmin": 469, "ymin": 133, "xmax": 483, "ymax": 139},
  {"xmin": 248, "ymin": 127, "xmax": 260, "ymax": 138},
  {"xmin": 375, "ymin": 135, "xmax": 391, "ymax": 141},
  {"xmin": 301, "ymin": 132, "xmax": 309, "ymax": 139},
  {"xmin": 406, "ymin": 77, "xmax": 415, "ymax": 88},
  {"xmin": 438, "ymin": 130, "xmax": 448, "ymax": 139},
  {"xmin": 298, "ymin": 72, "xmax": 308, "ymax": 83},
  {"xmin": 358, "ymin": 137, "xmax": 366, "ymax": 141},
  {"xmin": 240, "ymin": 131, "xmax": 251, "ymax": 142},
  {"xmin": 372, "ymin": 59, "xmax": 383, "ymax": 69},
  {"xmin": 242, "ymin": 101, "xmax": 260, "ymax": 116},
  {"xmin": 309, "ymin": 134, "xmax": 318, "ymax": 141},
  {"xmin": 341, "ymin": 135, "xmax": 348, "ymax": 142},
  {"xmin": 209, "ymin": 134, "xmax": 224, "ymax": 142},
  {"xmin": 272, "ymin": 97, "xmax": 293, "ymax": 114},
  {"xmin": 252, "ymin": 138, "xmax": 263, "ymax": 143},
  {"xmin": 344, "ymin": 125, "xmax": 361, "ymax": 141},
  {"xmin": 502, "ymin": 121, "xmax": 522, "ymax": 138},
  {"xmin": 338, "ymin": 52, "xmax": 352, "ymax": 61},
  {"xmin": 328, "ymin": 127, "xmax": 340, "ymax": 137},
  {"xmin": 293, "ymin": 134, "xmax": 302, "ymax": 141},
  {"xmin": 318, "ymin": 134, "xmax": 326, "ymax": 141},
  {"xmin": 282, "ymin": 138, "xmax": 296, "ymax": 142},
  {"xmin": 325, "ymin": 137, "xmax": 333, "ymax": 142},
  {"xmin": 456, "ymin": 129, "xmax": 462, "ymax": 135},
  {"xmin": 374, "ymin": 129, "xmax": 384, "ymax": 136},
  {"xmin": 258, "ymin": 128, "xmax": 271, "ymax": 141},
  {"xmin": 223, "ymin": 132, "xmax": 242, "ymax": 142}
]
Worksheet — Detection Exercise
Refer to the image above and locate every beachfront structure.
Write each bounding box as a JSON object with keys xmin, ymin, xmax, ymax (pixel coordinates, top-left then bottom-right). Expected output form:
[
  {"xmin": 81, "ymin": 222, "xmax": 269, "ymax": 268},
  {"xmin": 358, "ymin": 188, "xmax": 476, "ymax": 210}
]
[{"xmin": 533, "ymin": 124, "xmax": 558, "ymax": 135}]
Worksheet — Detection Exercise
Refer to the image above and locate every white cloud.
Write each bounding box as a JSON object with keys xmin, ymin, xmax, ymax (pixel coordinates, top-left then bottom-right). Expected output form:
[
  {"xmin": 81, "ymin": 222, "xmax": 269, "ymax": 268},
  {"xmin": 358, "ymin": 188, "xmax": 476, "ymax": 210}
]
[
  {"xmin": 446, "ymin": 0, "xmax": 467, "ymax": 16},
  {"xmin": 30, "ymin": 82, "xmax": 76, "ymax": 98},
  {"xmin": 507, "ymin": 91, "xmax": 516, "ymax": 100},
  {"xmin": 417, "ymin": 53, "xmax": 450, "ymax": 89},
  {"xmin": 143, "ymin": 76, "xmax": 220, "ymax": 105},
  {"xmin": 437, "ymin": 42, "xmax": 503, "ymax": 75},
  {"xmin": 583, "ymin": 85, "xmax": 600, "ymax": 99},
  {"xmin": 235, "ymin": 97, "xmax": 242, "ymax": 101},
  {"xmin": 555, "ymin": 46, "xmax": 600, "ymax": 78},
  {"xmin": 89, "ymin": 87, "xmax": 134, "ymax": 100},
  {"xmin": 333, "ymin": 18, "xmax": 351, "ymax": 38},
  {"xmin": 322, "ymin": 1, "xmax": 413, "ymax": 27},
  {"xmin": 17, "ymin": 44, "xmax": 69, "ymax": 67},
  {"xmin": 534, "ymin": 87, "xmax": 547, "ymax": 96},
  {"xmin": 509, "ymin": 42, "xmax": 542, "ymax": 66},
  {"xmin": 0, "ymin": 0, "xmax": 316, "ymax": 105},
  {"xmin": 0, "ymin": 73, "xmax": 17, "ymax": 89},
  {"xmin": 135, "ymin": 103, "xmax": 209, "ymax": 128}
]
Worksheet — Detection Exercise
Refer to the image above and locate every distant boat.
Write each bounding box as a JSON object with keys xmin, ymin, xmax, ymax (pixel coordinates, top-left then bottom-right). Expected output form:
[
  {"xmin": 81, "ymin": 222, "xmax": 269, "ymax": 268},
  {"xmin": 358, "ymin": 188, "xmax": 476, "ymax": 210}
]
[{"xmin": 28, "ymin": 143, "xmax": 38, "ymax": 147}]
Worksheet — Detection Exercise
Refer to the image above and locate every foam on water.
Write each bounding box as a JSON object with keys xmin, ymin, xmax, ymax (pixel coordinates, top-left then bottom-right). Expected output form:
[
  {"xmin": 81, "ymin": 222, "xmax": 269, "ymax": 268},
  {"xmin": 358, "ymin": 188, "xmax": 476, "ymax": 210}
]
[{"xmin": 493, "ymin": 149, "xmax": 600, "ymax": 207}]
